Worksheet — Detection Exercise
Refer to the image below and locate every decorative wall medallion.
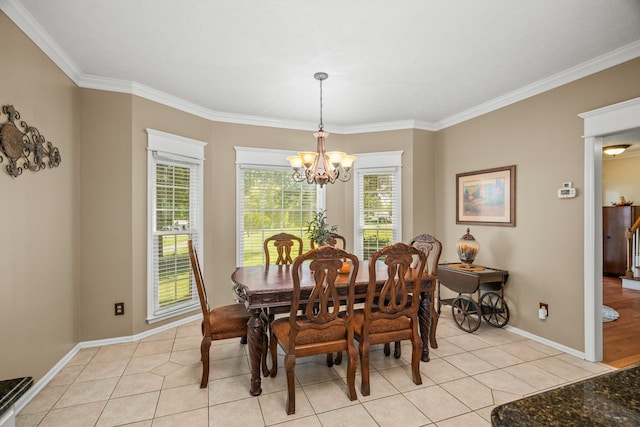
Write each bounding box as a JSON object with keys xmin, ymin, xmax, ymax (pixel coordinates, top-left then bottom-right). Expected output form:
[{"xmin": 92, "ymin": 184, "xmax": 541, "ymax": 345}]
[{"xmin": 0, "ymin": 105, "xmax": 61, "ymax": 177}]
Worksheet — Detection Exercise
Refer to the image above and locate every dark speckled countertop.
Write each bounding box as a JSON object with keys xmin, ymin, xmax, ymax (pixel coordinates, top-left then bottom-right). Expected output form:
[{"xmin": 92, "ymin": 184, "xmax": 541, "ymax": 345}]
[
  {"xmin": 0, "ymin": 377, "xmax": 33, "ymax": 418},
  {"xmin": 491, "ymin": 365, "xmax": 640, "ymax": 426}
]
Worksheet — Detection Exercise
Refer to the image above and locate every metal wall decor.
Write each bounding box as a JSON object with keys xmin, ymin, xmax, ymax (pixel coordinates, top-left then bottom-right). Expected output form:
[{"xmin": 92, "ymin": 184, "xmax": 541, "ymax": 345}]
[{"xmin": 0, "ymin": 105, "xmax": 61, "ymax": 177}]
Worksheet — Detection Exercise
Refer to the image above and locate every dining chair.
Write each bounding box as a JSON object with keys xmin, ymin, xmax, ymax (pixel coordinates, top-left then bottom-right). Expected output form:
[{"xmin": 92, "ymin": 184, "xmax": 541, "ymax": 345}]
[
  {"xmin": 311, "ymin": 231, "xmax": 347, "ymax": 366},
  {"xmin": 188, "ymin": 240, "xmax": 257, "ymax": 388},
  {"xmin": 269, "ymin": 246, "xmax": 359, "ymax": 414},
  {"xmin": 263, "ymin": 232, "xmax": 303, "ymax": 266},
  {"xmin": 310, "ymin": 232, "xmax": 347, "ymax": 250},
  {"xmin": 384, "ymin": 233, "xmax": 442, "ymax": 358},
  {"xmin": 353, "ymin": 242, "xmax": 425, "ymax": 396}
]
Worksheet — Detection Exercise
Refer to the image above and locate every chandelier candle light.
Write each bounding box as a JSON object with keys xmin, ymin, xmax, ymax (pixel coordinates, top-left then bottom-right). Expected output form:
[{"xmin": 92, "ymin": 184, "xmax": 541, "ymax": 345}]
[{"xmin": 287, "ymin": 72, "xmax": 356, "ymax": 187}]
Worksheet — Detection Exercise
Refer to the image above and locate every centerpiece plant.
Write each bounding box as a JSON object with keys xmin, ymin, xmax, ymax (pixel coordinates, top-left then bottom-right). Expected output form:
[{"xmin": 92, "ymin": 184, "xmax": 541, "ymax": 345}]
[{"xmin": 305, "ymin": 210, "xmax": 337, "ymax": 246}]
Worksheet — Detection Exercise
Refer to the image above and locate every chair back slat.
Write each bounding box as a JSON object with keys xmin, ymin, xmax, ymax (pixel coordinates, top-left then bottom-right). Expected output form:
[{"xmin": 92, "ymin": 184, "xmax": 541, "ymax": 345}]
[
  {"xmin": 367, "ymin": 242, "xmax": 426, "ymax": 321},
  {"xmin": 188, "ymin": 240, "xmax": 211, "ymax": 334},
  {"xmin": 409, "ymin": 234, "xmax": 442, "ymax": 277},
  {"xmin": 264, "ymin": 233, "xmax": 304, "ymax": 265},
  {"xmin": 290, "ymin": 246, "xmax": 359, "ymax": 339},
  {"xmin": 311, "ymin": 232, "xmax": 347, "ymax": 250}
]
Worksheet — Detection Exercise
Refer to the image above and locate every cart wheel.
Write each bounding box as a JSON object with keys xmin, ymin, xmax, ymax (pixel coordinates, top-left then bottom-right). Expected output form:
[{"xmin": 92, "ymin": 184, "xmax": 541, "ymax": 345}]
[
  {"xmin": 480, "ymin": 291, "xmax": 510, "ymax": 328},
  {"xmin": 451, "ymin": 296, "xmax": 480, "ymax": 332}
]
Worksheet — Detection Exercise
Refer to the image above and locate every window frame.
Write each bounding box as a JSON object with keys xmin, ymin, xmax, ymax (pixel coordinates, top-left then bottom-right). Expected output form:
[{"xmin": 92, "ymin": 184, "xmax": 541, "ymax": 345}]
[
  {"xmin": 353, "ymin": 151, "xmax": 403, "ymax": 260},
  {"xmin": 235, "ymin": 146, "xmax": 325, "ymax": 266},
  {"xmin": 147, "ymin": 129, "xmax": 206, "ymax": 324}
]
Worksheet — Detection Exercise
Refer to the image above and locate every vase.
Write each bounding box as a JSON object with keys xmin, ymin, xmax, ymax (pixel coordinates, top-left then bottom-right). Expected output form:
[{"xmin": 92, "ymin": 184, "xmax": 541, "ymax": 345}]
[{"xmin": 456, "ymin": 228, "xmax": 479, "ymax": 267}]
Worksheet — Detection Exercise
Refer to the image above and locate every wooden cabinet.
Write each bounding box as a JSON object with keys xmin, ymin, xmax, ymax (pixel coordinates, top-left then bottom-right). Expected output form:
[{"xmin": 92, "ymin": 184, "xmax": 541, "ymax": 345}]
[{"xmin": 603, "ymin": 206, "xmax": 640, "ymax": 276}]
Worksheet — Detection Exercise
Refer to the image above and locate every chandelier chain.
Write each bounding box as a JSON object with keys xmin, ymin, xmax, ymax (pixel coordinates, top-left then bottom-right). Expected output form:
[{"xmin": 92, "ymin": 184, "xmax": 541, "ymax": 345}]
[{"xmin": 318, "ymin": 77, "xmax": 323, "ymax": 131}]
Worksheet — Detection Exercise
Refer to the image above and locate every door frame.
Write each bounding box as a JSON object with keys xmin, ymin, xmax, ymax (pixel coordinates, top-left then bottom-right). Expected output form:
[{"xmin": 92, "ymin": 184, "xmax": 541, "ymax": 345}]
[{"xmin": 580, "ymin": 96, "xmax": 640, "ymax": 361}]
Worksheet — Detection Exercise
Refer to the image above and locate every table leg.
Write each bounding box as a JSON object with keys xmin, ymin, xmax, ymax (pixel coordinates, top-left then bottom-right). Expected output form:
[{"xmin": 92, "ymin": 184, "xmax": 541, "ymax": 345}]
[
  {"xmin": 247, "ymin": 309, "xmax": 264, "ymax": 396},
  {"xmin": 418, "ymin": 291, "xmax": 431, "ymax": 362}
]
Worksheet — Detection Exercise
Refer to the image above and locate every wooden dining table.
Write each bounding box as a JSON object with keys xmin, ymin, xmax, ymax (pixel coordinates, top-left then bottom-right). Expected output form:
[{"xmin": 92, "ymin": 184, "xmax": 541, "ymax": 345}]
[{"xmin": 231, "ymin": 261, "xmax": 438, "ymax": 396}]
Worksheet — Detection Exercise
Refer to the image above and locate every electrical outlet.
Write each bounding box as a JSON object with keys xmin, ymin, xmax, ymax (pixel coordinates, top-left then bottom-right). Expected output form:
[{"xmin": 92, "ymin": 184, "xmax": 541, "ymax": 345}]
[
  {"xmin": 539, "ymin": 302, "xmax": 549, "ymax": 318},
  {"xmin": 115, "ymin": 302, "xmax": 125, "ymax": 315}
]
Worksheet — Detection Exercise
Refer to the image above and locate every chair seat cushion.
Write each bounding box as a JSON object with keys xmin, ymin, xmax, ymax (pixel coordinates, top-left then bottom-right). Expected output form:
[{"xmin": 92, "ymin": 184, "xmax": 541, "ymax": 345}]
[
  {"xmin": 209, "ymin": 303, "xmax": 251, "ymax": 335},
  {"xmin": 352, "ymin": 310, "xmax": 410, "ymax": 335},
  {"xmin": 271, "ymin": 317, "xmax": 346, "ymax": 346}
]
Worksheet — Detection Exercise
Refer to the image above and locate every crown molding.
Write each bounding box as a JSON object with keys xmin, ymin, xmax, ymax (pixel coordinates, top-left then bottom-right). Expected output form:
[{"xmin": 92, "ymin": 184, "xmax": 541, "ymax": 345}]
[
  {"xmin": 437, "ymin": 39, "xmax": 640, "ymax": 130},
  {"xmin": 3, "ymin": 0, "xmax": 639, "ymax": 135}
]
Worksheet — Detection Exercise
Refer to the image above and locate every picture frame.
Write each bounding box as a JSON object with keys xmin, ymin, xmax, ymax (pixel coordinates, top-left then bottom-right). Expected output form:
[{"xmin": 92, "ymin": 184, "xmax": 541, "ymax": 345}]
[{"xmin": 456, "ymin": 165, "xmax": 516, "ymax": 226}]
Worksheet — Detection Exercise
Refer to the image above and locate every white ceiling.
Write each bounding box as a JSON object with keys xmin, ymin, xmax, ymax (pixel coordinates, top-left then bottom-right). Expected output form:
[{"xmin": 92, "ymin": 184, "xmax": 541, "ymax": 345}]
[{"xmin": 3, "ymin": 0, "xmax": 640, "ymax": 133}]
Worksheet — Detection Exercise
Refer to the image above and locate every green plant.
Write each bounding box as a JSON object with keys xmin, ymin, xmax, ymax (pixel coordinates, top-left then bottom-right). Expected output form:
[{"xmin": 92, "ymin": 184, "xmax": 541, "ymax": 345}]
[{"xmin": 305, "ymin": 210, "xmax": 337, "ymax": 246}]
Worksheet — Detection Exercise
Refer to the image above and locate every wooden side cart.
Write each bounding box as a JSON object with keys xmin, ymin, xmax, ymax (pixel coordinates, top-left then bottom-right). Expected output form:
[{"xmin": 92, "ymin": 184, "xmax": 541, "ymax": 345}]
[{"xmin": 437, "ymin": 263, "xmax": 509, "ymax": 332}]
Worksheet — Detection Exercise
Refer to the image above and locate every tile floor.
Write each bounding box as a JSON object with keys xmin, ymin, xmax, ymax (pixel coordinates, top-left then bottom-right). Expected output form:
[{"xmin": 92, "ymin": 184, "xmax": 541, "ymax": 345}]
[{"xmin": 16, "ymin": 315, "xmax": 613, "ymax": 427}]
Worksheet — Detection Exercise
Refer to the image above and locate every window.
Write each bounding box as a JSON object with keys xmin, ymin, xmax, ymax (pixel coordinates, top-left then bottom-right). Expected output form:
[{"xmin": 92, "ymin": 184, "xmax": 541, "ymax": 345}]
[
  {"xmin": 147, "ymin": 129, "xmax": 206, "ymax": 323},
  {"xmin": 354, "ymin": 151, "xmax": 402, "ymax": 260},
  {"xmin": 235, "ymin": 147, "xmax": 323, "ymax": 266}
]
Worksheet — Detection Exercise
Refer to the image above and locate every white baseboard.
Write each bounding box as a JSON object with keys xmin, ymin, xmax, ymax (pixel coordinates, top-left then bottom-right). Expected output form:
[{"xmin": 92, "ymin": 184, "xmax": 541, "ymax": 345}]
[
  {"xmin": 14, "ymin": 314, "xmax": 200, "ymax": 414},
  {"xmin": 505, "ymin": 325, "xmax": 586, "ymax": 360}
]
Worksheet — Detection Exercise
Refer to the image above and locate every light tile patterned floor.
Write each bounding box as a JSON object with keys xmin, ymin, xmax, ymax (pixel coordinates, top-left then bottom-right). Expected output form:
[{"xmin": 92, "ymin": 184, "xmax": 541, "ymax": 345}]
[{"xmin": 16, "ymin": 315, "xmax": 613, "ymax": 426}]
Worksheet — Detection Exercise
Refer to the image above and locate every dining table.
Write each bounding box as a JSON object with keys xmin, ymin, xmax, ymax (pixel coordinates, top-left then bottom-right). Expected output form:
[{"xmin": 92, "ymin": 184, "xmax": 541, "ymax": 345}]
[{"xmin": 231, "ymin": 261, "xmax": 438, "ymax": 396}]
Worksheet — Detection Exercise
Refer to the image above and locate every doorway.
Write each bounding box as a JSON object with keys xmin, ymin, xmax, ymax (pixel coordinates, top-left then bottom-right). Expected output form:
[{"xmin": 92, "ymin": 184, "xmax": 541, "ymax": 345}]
[{"xmin": 581, "ymin": 96, "xmax": 640, "ymax": 362}]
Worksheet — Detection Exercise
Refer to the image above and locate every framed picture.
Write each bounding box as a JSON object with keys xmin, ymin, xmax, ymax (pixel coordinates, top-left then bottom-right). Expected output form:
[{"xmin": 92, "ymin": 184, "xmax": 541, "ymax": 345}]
[{"xmin": 456, "ymin": 165, "xmax": 516, "ymax": 226}]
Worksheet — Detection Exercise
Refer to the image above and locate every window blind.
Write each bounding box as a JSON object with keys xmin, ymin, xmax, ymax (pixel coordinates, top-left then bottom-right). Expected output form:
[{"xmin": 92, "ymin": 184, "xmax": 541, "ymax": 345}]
[{"xmin": 147, "ymin": 129, "xmax": 205, "ymax": 323}]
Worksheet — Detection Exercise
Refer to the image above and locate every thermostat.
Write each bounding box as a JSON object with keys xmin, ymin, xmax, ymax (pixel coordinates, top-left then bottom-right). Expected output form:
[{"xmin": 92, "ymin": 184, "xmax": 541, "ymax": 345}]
[{"xmin": 557, "ymin": 187, "xmax": 576, "ymax": 198}]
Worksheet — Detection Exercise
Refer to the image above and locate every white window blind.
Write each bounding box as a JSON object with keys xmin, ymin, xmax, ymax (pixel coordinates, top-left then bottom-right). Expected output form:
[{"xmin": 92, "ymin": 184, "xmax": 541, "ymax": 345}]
[
  {"xmin": 353, "ymin": 151, "xmax": 402, "ymax": 260},
  {"xmin": 147, "ymin": 129, "xmax": 206, "ymax": 323},
  {"xmin": 235, "ymin": 147, "xmax": 323, "ymax": 266}
]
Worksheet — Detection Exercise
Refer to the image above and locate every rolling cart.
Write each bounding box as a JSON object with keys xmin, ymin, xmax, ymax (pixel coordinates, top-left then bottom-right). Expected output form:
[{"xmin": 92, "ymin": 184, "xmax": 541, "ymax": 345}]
[{"xmin": 437, "ymin": 263, "xmax": 509, "ymax": 332}]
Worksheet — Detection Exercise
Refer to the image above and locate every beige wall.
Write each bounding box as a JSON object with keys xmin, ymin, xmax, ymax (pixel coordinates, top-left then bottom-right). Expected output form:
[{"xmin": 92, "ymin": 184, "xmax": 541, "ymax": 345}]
[
  {"xmin": 436, "ymin": 58, "xmax": 640, "ymax": 350},
  {"xmin": 603, "ymin": 155, "xmax": 640, "ymax": 206},
  {"xmin": 0, "ymin": 12, "xmax": 79, "ymax": 379},
  {"xmin": 4, "ymin": 7, "xmax": 640, "ymax": 382}
]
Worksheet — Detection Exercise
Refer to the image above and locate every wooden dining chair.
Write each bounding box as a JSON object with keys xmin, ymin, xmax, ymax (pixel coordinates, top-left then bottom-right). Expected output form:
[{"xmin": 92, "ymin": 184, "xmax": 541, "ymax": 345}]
[
  {"xmin": 311, "ymin": 231, "xmax": 347, "ymax": 366},
  {"xmin": 310, "ymin": 232, "xmax": 347, "ymax": 250},
  {"xmin": 269, "ymin": 246, "xmax": 359, "ymax": 414},
  {"xmin": 263, "ymin": 232, "xmax": 303, "ymax": 266},
  {"xmin": 353, "ymin": 242, "xmax": 425, "ymax": 396},
  {"xmin": 188, "ymin": 240, "xmax": 255, "ymax": 388},
  {"xmin": 384, "ymin": 233, "xmax": 443, "ymax": 358}
]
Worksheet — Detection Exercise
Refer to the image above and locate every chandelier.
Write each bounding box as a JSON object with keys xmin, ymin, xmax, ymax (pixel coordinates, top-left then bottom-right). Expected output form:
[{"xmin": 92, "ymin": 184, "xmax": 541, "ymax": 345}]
[{"xmin": 287, "ymin": 72, "xmax": 356, "ymax": 187}]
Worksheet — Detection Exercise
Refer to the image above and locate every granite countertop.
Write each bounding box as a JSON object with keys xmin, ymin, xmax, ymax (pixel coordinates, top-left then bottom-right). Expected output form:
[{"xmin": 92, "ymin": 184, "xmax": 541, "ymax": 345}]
[
  {"xmin": 0, "ymin": 377, "xmax": 33, "ymax": 418},
  {"xmin": 491, "ymin": 365, "xmax": 640, "ymax": 426}
]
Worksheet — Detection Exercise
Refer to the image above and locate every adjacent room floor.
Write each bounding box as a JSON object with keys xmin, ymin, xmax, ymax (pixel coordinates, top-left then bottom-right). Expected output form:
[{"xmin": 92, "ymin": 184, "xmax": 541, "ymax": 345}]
[
  {"xmin": 15, "ymin": 313, "xmax": 614, "ymax": 427},
  {"xmin": 603, "ymin": 275, "xmax": 640, "ymax": 368}
]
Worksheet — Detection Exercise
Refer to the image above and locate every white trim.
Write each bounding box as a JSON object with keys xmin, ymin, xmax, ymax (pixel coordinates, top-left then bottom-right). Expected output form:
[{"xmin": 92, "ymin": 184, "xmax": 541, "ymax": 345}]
[
  {"xmin": 4, "ymin": 0, "xmax": 639, "ymax": 134},
  {"xmin": 146, "ymin": 129, "xmax": 207, "ymax": 160},
  {"xmin": 234, "ymin": 146, "xmax": 297, "ymax": 168},
  {"xmin": 13, "ymin": 314, "xmax": 200, "ymax": 415},
  {"xmin": 352, "ymin": 151, "xmax": 403, "ymax": 169},
  {"xmin": 580, "ymin": 96, "xmax": 640, "ymax": 362},
  {"xmin": 146, "ymin": 130, "xmax": 206, "ymax": 323},
  {"xmin": 505, "ymin": 326, "xmax": 587, "ymax": 361}
]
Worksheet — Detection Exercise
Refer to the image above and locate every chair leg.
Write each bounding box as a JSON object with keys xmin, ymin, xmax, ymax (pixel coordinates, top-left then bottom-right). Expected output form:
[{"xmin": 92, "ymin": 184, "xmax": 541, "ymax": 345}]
[
  {"xmin": 359, "ymin": 339, "xmax": 371, "ymax": 396},
  {"xmin": 346, "ymin": 345, "xmax": 357, "ymax": 401},
  {"xmin": 383, "ymin": 342, "xmax": 391, "ymax": 357},
  {"xmin": 335, "ymin": 351, "xmax": 342, "ymax": 365},
  {"xmin": 411, "ymin": 335, "xmax": 423, "ymax": 386},
  {"xmin": 200, "ymin": 336, "xmax": 211, "ymax": 388},
  {"xmin": 284, "ymin": 354, "xmax": 296, "ymax": 415},
  {"xmin": 269, "ymin": 331, "xmax": 278, "ymax": 378},
  {"xmin": 326, "ymin": 352, "xmax": 334, "ymax": 367},
  {"xmin": 394, "ymin": 341, "xmax": 401, "ymax": 358},
  {"xmin": 240, "ymin": 336, "xmax": 248, "ymax": 344}
]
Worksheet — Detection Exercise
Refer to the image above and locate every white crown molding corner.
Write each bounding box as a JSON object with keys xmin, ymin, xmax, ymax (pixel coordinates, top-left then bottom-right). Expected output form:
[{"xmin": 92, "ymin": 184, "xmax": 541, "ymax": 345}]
[
  {"xmin": 437, "ymin": 39, "xmax": 640, "ymax": 130},
  {"xmin": 1, "ymin": 0, "xmax": 84, "ymax": 83}
]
